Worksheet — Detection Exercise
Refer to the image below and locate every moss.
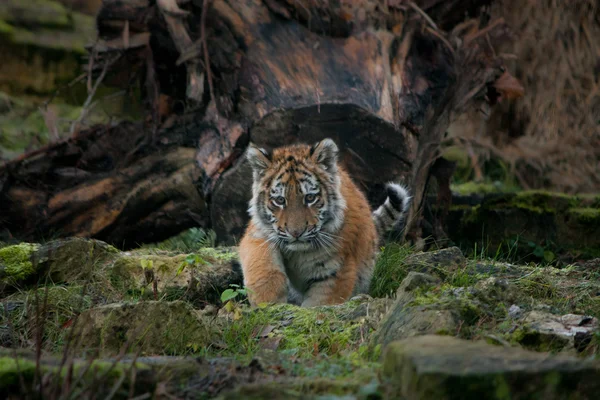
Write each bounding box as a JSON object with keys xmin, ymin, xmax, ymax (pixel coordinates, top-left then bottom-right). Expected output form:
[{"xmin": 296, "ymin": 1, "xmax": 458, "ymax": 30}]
[
  {"xmin": 0, "ymin": 356, "xmax": 36, "ymax": 391},
  {"xmin": 0, "ymin": 355, "xmax": 152, "ymax": 394},
  {"xmin": 0, "ymin": 243, "xmax": 40, "ymax": 281},
  {"xmin": 451, "ymin": 182, "xmax": 506, "ymax": 195},
  {"xmin": 220, "ymin": 302, "xmax": 373, "ymax": 359},
  {"xmin": 505, "ymin": 191, "xmax": 577, "ymax": 213},
  {"xmin": 447, "ymin": 190, "xmax": 600, "ymax": 261},
  {"xmin": 110, "ymin": 247, "xmax": 240, "ymax": 305},
  {"xmin": 509, "ymin": 327, "xmax": 569, "ymax": 353},
  {"xmin": 0, "ymin": 20, "xmax": 14, "ymax": 35},
  {"xmin": 569, "ymin": 208, "xmax": 600, "ymax": 224},
  {"xmin": 0, "ymin": 0, "xmax": 71, "ymax": 29}
]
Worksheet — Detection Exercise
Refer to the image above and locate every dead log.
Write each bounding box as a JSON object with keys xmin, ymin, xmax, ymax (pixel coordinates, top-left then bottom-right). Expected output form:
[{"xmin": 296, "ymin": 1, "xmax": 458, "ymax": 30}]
[{"xmin": 0, "ymin": 0, "xmax": 515, "ymax": 248}]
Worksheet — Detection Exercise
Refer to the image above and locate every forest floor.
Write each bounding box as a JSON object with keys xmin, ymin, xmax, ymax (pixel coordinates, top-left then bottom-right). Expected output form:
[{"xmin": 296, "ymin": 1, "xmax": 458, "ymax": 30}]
[{"xmin": 1, "ymin": 213, "xmax": 600, "ymax": 399}]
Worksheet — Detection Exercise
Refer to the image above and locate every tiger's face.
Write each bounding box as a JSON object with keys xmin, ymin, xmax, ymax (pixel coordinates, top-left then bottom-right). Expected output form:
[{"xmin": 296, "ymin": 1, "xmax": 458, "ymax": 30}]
[{"xmin": 246, "ymin": 139, "xmax": 346, "ymax": 252}]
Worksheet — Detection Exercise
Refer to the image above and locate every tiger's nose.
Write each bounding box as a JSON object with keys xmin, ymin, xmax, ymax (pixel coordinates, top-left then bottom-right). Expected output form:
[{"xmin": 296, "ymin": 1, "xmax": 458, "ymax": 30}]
[{"xmin": 288, "ymin": 227, "xmax": 306, "ymax": 238}]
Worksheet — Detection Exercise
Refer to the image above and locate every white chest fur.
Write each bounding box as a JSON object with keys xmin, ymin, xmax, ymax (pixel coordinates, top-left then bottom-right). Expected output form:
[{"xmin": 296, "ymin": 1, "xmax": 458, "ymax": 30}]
[{"xmin": 282, "ymin": 249, "xmax": 341, "ymax": 293}]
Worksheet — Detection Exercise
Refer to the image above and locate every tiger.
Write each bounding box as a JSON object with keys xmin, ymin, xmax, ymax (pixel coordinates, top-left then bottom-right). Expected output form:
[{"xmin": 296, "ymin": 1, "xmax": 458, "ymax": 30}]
[{"xmin": 238, "ymin": 138, "xmax": 410, "ymax": 307}]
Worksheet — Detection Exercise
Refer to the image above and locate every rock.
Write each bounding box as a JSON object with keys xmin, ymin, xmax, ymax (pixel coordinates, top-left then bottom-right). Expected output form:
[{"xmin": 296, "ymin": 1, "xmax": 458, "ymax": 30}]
[
  {"xmin": 447, "ymin": 191, "xmax": 600, "ymax": 261},
  {"xmin": 576, "ymin": 258, "xmax": 600, "ymax": 271},
  {"xmin": 396, "ymin": 272, "xmax": 442, "ymax": 295},
  {"xmin": 0, "ymin": 238, "xmax": 118, "ymax": 288},
  {"xmin": 0, "ymin": 239, "xmax": 242, "ymax": 305},
  {"xmin": 77, "ymin": 301, "xmax": 220, "ymax": 356},
  {"xmin": 110, "ymin": 247, "xmax": 242, "ymax": 305},
  {"xmin": 513, "ymin": 311, "xmax": 599, "ymax": 353},
  {"xmin": 402, "ymin": 247, "xmax": 466, "ymax": 279},
  {"xmin": 382, "ymin": 335, "xmax": 600, "ymax": 400},
  {"xmin": 370, "ymin": 272, "xmax": 460, "ymax": 350},
  {"xmin": 35, "ymin": 238, "xmax": 119, "ymax": 281},
  {"xmin": 0, "ymin": 349, "xmax": 156, "ymax": 396},
  {"xmin": 473, "ymin": 277, "xmax": 517, "ymax": 304},
  {"xmin": 343, "ymin": 296, "xmax": 394, "ymax": 328},
  {"xmin": 508, "ymin": 304, "xmax": 523, "ymax": 319}
]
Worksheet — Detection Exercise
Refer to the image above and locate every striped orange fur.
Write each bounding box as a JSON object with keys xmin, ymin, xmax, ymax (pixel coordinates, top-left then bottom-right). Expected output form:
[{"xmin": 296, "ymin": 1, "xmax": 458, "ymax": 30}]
[{"xmin": 239, "ymin": 138, "xmax": 410, "ymax": 307}]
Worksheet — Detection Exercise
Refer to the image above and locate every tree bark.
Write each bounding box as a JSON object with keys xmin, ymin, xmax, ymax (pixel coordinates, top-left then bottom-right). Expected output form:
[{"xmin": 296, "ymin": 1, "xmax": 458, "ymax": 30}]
[{"xmin": 0, "ymin": 0, "xmax": 514, "ymax": 248}]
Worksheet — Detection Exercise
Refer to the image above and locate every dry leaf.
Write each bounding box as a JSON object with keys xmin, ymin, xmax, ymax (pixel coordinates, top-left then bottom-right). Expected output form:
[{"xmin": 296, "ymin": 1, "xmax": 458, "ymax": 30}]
[{"xmin": 493, "ymin": 71, "xmax": 524, "ymax": 100}]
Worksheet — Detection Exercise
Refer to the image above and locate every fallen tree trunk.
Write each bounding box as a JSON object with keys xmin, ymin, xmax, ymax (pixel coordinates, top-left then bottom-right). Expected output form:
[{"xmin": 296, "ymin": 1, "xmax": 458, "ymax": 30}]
[{"xmin": 0, "ymin": 0, "xmax": 515, "ymax": 248}]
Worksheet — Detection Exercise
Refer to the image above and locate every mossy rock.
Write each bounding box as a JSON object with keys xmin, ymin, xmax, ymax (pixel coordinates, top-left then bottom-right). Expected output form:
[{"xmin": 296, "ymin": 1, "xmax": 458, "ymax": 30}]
[
  {"xmin": 447, "ymin": 190, "xmax": 600, "ymax": 261},
  {"xmin": 370, "ymin": 272, "xmax": 460, "ymax": 351},
  {"xmin": 0, "ymin": 238, "xmax": 119, "ymax": 289},
  {"xmin": 383, "ymin": 335, "xmax": 600, "ymax": 399},
  {"xmin": 110, "ymin": 247, "xmax": 242, "ymax": 305},
  {"xmin": 401, "ymin": 247, "xmax": 466, "ymax": 280},
  {"xmin": 0, "ymin": 242, "xmax": 40, "ymax": 281},
  {"xmin": 77, "ymin": 300, "xmax": 220, "ymax": 356},
  {"xmin": 0, "ymin": 349, "xmax": 155, "ymax": 397},
  {"xmin": 510, "ymin": 311, "xmax": 599, "ymax": 354}
]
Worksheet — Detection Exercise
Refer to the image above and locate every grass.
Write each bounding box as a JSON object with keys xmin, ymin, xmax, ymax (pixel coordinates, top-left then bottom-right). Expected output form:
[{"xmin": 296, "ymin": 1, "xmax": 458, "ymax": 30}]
[
  {"xmin": 2, "ymin": 233, "xmax": 600, "ymax": 397},
  {"xmin": 369, "ymin": 243, "xmax": 413, "ymax": 298}
]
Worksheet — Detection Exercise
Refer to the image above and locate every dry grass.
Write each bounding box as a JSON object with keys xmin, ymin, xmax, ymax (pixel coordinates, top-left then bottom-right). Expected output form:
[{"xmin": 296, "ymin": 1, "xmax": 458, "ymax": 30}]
[{"xmin": 448, "ymin": 0, "xmax": 600, "ymax": 193}]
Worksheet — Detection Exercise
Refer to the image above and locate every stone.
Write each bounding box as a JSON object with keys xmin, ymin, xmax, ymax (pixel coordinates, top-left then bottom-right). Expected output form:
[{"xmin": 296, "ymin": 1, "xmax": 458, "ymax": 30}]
[
  {"xmin": 110, "ymin": 247, "xmax": 242, "ymax": 305},
  {"xmin": 77, "ymin": 301, "xmax": 220, "ymax": 356},
  {"xmin": 514, "ymin": 311, "xmax": 599, "ymax": 353},
  {"xmin": 382, "ymin": 335, "xmax": 600, "ymax": 400},
  {"xmin": 446, "ymin": 191, "xmax": 600, "ymax": 262},
  {"xmin": 508, "ymin": 304, "xmax": 523, "ymax": 319},
  {"xmin": 396, "ymin": 271, "xmax": 441, "ymax": 297},
  {"xmin": 0, "ymin": 238, "xmax": 118, "ymax": 288},
  {"xmin": 474, "ymin": 277, "xmax": 517, "ymax": 304},
  {"xmin": 370, "ymin": 272, "xmax": 458, "ymax": 349},
  {"xmin": 402, "ymin": 247, "xmax": 466, "ymax": 279}
]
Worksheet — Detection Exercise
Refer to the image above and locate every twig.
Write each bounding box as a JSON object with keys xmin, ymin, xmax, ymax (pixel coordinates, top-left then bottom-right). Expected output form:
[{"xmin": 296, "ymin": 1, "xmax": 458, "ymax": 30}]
[
  {"xmin": 71, "ymin": 54, "xmax": 121, "ymax": 136},
  {"xmin": 409, "ymin": 2, "xmax": 438, "ymax": 30},
  {"xmin": 464, "ymin": 18, "xmax": 505, "ymax": 46},
  {"xmin": 201, "ymin": 0, "xmax": 215, "ymax": 102}
]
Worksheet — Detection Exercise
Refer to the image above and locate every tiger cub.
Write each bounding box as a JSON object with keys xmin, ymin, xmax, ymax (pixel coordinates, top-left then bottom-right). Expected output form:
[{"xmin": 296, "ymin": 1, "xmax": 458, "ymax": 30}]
[{"xmin": 239, "ymin": 138, "xmax": 410, "ymax": 307}]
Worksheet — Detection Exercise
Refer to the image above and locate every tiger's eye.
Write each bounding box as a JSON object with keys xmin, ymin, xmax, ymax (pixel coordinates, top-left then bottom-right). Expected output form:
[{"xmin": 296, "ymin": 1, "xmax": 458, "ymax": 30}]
[
  {"xmin": 273, "ymin": 196, "xmax": 286, "ymax": 206},
  {"xmin": 305, "ymin": 194, "xmax": 316, "ymax": 203}
]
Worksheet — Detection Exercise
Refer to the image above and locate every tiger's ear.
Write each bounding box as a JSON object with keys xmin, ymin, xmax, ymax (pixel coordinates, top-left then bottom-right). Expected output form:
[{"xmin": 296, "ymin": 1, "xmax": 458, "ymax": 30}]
[
  {"xmin": 310, "ymin": 138, "xmax": 338, "ymax": 172},
  {"xmin": 246, "ymin": 143, "xmax": 271, "ymax": 176}
]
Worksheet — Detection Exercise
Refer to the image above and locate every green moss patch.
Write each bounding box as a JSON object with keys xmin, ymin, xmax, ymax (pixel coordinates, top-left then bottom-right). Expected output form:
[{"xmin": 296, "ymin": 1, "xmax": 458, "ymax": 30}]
[
  {"xmin": 219, "ymin": 300, "xmax": 380, "ymax": 360},
  {"xmin": 0, "ymin": 243, "xmax": 40, "ymax": 281}
]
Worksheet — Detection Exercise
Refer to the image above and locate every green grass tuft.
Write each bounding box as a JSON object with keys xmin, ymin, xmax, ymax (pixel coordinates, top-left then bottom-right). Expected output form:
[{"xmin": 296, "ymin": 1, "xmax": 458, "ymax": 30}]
[{"xmin": 369, "ymin": 243, "xmax": 413, "ymax": 298}]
